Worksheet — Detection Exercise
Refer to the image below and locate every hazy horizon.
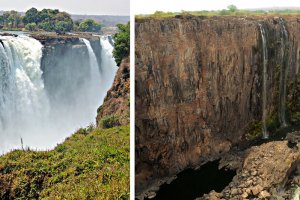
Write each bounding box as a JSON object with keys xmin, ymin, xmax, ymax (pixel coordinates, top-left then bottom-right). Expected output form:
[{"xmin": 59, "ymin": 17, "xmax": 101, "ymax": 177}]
[
  {"xmin": 134, "ymin": 0, "xmax": 300, "ymax": 14},
  {"xmin": 0, "ymin": 0, "xmax": 129, "ymax": 16}
]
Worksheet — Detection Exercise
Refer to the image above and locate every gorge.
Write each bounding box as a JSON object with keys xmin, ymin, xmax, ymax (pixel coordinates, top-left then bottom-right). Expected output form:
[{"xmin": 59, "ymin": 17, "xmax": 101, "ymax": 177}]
[
  {"xmin": 135, "ymin": 16, "xmax": 300, "ymax": 199},
  {"xmin": 0, "ymin": 33, "xmax": 117, "ymax": 154}
]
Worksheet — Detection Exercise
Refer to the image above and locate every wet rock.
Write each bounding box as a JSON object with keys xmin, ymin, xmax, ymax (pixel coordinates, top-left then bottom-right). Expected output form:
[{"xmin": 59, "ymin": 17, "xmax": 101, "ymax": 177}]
[{"xmin": 0, "ymin": 32, "xmax": 18, "ymax": 37}]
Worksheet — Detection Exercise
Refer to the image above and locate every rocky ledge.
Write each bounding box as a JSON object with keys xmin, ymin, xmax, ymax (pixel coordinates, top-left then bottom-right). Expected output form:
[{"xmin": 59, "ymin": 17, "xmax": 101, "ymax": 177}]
[{"xmin": 201, "ymin": 138, "xmax": 300, "ymax": 199}]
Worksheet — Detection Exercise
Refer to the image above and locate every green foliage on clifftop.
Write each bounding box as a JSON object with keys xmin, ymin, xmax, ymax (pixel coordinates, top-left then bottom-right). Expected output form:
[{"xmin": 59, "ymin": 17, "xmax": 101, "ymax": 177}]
[
  {"xmin": 113, "ymin": 23, "xmax": 130, "ymax": 66},
  {"xmin": 136, "ymin": 6, "xmax": 300, "ymax": 19},
  {"xmin": 0, "ymin": 8, "xmax": 103, "ymax": 34},
  {"xmin": 76, "ymin": 19, "xmax": 102, "ymax": 32},
  {"xmin": 0, "ymin": 126, "xmax": 129, "ymax": 199},
  {"xmin": 23, "ymin": 8, "xmax": 74, "ymax": 33}
]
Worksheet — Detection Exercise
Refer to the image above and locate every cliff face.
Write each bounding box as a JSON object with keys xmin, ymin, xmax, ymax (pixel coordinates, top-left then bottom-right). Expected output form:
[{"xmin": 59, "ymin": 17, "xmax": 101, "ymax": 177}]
[
  {"xmin": 31, "ymin": 34, "xmax": 102, "ymax": 110},
  {"xmin": 135, "ymin": 16, "xmax": 300, "ymax": 193},
  {"xmin": 96, "ymin": 57, "xmax": 130, "ymax": 127}
]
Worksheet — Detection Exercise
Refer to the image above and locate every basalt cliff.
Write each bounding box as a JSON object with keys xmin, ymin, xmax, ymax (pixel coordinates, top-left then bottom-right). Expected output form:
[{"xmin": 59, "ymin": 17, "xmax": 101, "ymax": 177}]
[{"xmin": 135, "ymin": 16, "xmax": 300, "ymax": 195}]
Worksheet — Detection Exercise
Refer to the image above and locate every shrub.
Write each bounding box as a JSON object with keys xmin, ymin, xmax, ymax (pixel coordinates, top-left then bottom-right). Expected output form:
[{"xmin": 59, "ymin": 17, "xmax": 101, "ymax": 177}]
[
  {"xmin": 112, "ymin": 23, "xmax": 129, "ymax": 66},
  {"xmin": 78, "ymin": 19, "xmax": 101, "ymax": 32},
  {"xmin": 100, "ymin": 115, "xmax": 120, "ymax": 129},
  {"xmin": 25, "ymin": 22, "xmax": 38, "ymax": 31}
]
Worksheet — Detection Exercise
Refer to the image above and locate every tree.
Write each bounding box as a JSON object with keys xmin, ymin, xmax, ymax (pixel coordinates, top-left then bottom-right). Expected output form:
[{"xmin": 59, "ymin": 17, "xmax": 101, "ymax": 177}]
[
  {"xmin": 54, "ymin": 12, "xmax": 73, "ymax": 32},
  {"xmin": 78, "ymin": 19, "xmax": 101, "ymax": 32},
  {"xmin": 25, "ymin": 22, "xmax": 38, "ymax": 31},
  {"xmin": 227, "ymin": 5, "xmax": 238, "ymax": 13},
  {"xmin": 112, "ymin": 23, "xmax": 130, "ymax": 66},
  {"xmin": 23, "ymin": 7, "xmax": 40, "ymax": 24},
  {"xmin": 220, "ymin": 9, "xmax": 230, "ymax": 15},
  {"xmin": 0, "ymin": 8, "xmax": 75, "ymax": 32},
  {"xmin": 38, "ymin": 9, "xmax": 54, "ymax": 22},
  {"xmin": 54, "ymin": 21, "xmax": 71, "ymax": 34},
  {"xmin": 38, "ymin": 21, "xmax": 53, "ymax": 31},
  {"xmin": 0, "ymin": 16, "xmax": 4, "ymax": 26}
]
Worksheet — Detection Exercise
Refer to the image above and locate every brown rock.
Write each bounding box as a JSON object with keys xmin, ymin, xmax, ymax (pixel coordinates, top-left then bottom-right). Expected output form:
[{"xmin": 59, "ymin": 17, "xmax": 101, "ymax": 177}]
[
  {"xmin": 220, "ymin": 141, "xmax": 300, "ymax": 198},
  {"xmin": 96, "ymin": 57, "xmax": 130, "ymax": 127},
  {"xmin": 258, "ymin": 190, "xmax": 271, "ymax": 199},
  {"xmin": 251, "ymin": 185, "xmax": 263, "ymax": 195},
  {"xmin": 241, "ymin": 192, "xmax": 248, "ymax": 198},
  {"xmin": 135, "ymin": 16, "xmax": 300, "ymax": 194}
]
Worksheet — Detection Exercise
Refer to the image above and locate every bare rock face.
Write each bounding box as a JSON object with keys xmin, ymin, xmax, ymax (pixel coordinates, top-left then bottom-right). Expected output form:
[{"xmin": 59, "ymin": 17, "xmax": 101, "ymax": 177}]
[
  {"xmin": 202, "ymin": 141, "xmax": 300, "ymax": 199},
  {"xmin": 135, "ymin": 16, "xmax": 300, "ymax": 194},
  {"xmin": 96, "ymin": 57, "xmax": 130, "ymax": 127}
]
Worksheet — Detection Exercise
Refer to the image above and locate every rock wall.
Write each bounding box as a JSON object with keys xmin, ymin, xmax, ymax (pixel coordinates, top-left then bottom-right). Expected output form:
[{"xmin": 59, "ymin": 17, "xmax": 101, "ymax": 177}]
[
  {"xmin": 96, "ymin": 57, "xmax": 130, "ymax": 127},
  {"xmin": 135, "ymin": 16, "xmax": 300, "ymax": 193}
]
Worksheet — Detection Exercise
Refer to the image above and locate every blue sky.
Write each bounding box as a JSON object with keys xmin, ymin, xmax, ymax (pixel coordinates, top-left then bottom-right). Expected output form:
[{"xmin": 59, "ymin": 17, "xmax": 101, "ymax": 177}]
[
  {"xmin": 134, "ymin": 0, "xmax": 300, "ymax": 14},
  {"xmin": 0, "ymin": 0, "xmax": 129, "ymax": 15}
]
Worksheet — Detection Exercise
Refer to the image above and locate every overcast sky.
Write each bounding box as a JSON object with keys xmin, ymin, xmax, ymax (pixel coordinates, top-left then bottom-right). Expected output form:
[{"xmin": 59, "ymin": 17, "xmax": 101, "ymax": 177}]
[
  {"xmin": 0, "ymin": 0, "xmax": 129, "ymax": 15},
  {"xmin": 134, "ymin": 0, "xmax": 300, "ymax": 14}
]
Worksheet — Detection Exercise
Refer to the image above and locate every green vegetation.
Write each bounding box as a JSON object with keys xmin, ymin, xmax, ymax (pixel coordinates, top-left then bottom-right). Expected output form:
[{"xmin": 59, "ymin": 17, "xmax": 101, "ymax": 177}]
[
  {"xmin": 245, "ymin": 120, "xmax": 263, "ymax": 140},
  {"xmin": 23, "ymin": 8, "xmax": 73, "ymax": 33},
  {"xmin": 136, "ymin": 5, "xmax": 300, "ymax": 19},
  {"xmin": 0, "ymin": 125, "xmax": 129, "ymax": 199},
  {"xmin": 25, "ymin": 22, "xmax": 38, "ymax": 31},
  {"xmin": 287, "ymin": 73, "xmax": 300, "ymax": 125},
  {"xmin": 113, "ymin": 23, "xmax": 130, "ymax": 66},
  {"xmin": 0, "ymin": 10, "xmax": 22, "ymax": 29},
  {"xmin": 0, "ymin": 8, "xmax": 103, "ymax": 33},
  {"xmin": 76, "ymin": 19, "xmax": 101, "ymax": 32},
  {"xmin": 101, "ymin": 115, "xmax": 121, "ymax": 129},
  {"xmin": 245, "ymin": 113, "xmax": 280, "ymax": 140}
]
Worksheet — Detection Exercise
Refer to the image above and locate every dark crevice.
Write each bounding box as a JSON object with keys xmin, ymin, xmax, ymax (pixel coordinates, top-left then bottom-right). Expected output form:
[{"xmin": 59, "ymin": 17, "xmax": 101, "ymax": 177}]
[{"xmin": 146, "ymin": 160, "xmax": 236, "ymax": 200}]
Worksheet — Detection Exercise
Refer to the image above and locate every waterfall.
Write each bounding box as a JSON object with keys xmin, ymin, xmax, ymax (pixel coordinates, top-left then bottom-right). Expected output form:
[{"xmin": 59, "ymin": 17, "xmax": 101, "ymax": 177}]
[
  {"xmin": 279, "ymin": 18, "xmax": 288, "ymax": 127},
  {"xmin": 80, "ymin": 38, "xmax": 103, "ymax": 119},
  {"xmin": 0, "ymin": 35, "xmax": 117, "ymax": 154},
  {"xmin": 80, "ymin": 37, "xmax": 117, "ymax": 117},
  {"xmin": 258, "ymin": 24, "xmax": 269, "ymax": 139},
  {"xmin": 99, "ymin": 35, "xmax": 118, "ymax": 104},
  {"xmin": 0, "ymin": 35, "xmax": 50, "ymax": 153}
]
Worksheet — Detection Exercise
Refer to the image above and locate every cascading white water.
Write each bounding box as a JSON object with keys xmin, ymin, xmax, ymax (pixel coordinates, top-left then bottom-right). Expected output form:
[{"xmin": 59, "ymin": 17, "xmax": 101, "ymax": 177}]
[
  {"xmin": 279, "ymin": 18, "xmax": 288, "ymax": 127},
  {"xmin": 99, "ymin": 35, "xmax": 118, "ymax": 103},
  {"xmin": 0, "ymin": 35, "xmax": 50, "ymax": 153},
  {"xmin": 80, "ymin": 38, "xmax": 103, "ymax": 121},
  {"xmin": 258, "ymin": 24, "xmax": 269, "ymax": 139},
  {"xmin": 0, "ymin": 34, "xmax": 118, "ymax": 154},
  {"xmin": 79, "ymin": 37, "xmax": 117, "ymax": 119}
]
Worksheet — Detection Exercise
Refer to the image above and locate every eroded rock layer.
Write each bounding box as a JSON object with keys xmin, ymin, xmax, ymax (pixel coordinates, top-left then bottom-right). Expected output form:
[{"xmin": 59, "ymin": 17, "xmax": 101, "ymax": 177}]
[
  {"xmin": 135, "ymin": 16, "xmax": 300, "ymax": 193},
  {"xmin": 96, "ymin": 57, "xmax": 130, "ymax": 127}
]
